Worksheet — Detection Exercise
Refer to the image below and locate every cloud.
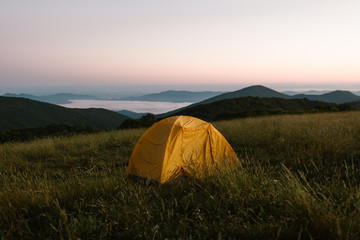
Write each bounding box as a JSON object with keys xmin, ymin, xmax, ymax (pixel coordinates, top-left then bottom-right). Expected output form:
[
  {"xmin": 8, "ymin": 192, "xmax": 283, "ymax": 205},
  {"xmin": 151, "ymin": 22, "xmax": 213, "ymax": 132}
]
[{"xmin": 60, "ymin": 100, "xmax": 193, "ymax": 114}]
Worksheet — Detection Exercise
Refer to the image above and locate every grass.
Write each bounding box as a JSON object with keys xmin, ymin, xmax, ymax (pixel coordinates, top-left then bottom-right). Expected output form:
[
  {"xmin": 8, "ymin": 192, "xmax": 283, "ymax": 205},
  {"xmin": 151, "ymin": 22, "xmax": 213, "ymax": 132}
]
[{"xmin": 1, "ymin": 111, "xmax": 360, "ymax": 239}]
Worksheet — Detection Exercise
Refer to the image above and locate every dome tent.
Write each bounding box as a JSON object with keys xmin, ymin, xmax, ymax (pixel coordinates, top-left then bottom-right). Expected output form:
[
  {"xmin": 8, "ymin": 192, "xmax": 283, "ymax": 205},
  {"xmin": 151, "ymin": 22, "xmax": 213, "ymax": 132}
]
[{"xmin": 127, "ymin": 116, "xmax": 239, "ymax": 184}]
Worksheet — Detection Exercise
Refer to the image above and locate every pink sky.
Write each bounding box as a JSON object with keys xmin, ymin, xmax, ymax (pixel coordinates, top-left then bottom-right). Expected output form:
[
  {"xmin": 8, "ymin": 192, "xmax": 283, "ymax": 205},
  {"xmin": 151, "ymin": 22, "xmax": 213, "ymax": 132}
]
[{"xmin": 1, "ymin": 1, "xmax": 359, "ymax": 88}]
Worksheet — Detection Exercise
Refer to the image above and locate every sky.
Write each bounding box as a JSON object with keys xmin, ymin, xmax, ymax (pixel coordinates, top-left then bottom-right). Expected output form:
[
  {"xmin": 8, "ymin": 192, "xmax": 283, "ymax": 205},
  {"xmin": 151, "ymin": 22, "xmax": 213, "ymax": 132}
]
[{"xmin": 1, "ymin": 0, "xmax": 360, "ymax": 91}]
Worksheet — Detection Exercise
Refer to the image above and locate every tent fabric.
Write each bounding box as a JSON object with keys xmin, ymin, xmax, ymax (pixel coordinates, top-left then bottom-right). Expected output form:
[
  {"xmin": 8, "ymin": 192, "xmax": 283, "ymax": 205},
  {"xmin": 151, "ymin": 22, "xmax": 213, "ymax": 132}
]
[{"xmin": 127, "ymin": 115, "xmax": 239, "ymax": 184}]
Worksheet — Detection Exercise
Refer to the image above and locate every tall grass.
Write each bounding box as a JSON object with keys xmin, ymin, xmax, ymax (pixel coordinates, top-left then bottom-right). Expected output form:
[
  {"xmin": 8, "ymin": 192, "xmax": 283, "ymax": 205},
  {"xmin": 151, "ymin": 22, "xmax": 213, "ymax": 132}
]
[{"xmin": 1, "ymin": 112, "xmax": 360, "ymax": 239}]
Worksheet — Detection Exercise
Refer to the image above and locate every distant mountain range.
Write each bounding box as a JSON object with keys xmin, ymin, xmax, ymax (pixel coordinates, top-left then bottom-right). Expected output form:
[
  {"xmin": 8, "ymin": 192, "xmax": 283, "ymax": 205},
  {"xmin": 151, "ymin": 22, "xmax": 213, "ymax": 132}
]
[
  {"xmin": 117, "ymin": 90, "xmax": 223, "ymax": 103},
  {"xmin": 283, "ymin": 90, "xmax": 331, "ymax": 96},
  {"xmin": 199, "ymin": 85, "xmax": 360, "ymax": 105},
  {"xmin": 291, "ymin": 91, "xmax": 360, "ymax": 104},
  {"xmin": 2, "ymin": 85, "xmax": 359, "ymax": 131},
  {"xmin": 4, "ymin": 87, "xmax": 359, "ymax": 107},
  {"xmin": 157, "ymin": 85, "xmax": 360, "ymax": 118},
  {"xmin": 0, "ymin": 96, "xmax": 128, "ymax": 131},
  {"xmin": 284, "ymin": 90, "xmax": 360, "ymax": 96},
  {"xmin": 3, "ymin": 93, "xmax": 97, "ymax": 104}
]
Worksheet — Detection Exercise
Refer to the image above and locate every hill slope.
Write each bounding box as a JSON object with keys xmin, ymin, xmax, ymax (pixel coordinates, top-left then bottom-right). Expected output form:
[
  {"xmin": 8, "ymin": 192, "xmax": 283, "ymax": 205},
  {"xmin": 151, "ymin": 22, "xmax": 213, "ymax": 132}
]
[
  {"xmin": 2, "ymin": 112, "xmax": 360, "ymax": 239},
  {"xmin": 3, "ymin": 93, "xmax": 96, "ymax": 104},
  {"xmin": 118, "ymin": 90, "xmax": 223, "ymax": 103},
  {"xmin": 0, "ymin": 96, "xmax": 128, "ymax": 130},
  {"xmin": 170, "ymin": 96, "xmax": 348, "ymax": 121}
]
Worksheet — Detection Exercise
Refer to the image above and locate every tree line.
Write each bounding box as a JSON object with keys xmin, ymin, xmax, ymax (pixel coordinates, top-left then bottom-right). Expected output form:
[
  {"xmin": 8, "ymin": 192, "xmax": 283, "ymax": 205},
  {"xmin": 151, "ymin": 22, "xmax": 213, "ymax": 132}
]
[{"xmin": 0, "ymin": 124, "xmax": 98, "ymax": 143}]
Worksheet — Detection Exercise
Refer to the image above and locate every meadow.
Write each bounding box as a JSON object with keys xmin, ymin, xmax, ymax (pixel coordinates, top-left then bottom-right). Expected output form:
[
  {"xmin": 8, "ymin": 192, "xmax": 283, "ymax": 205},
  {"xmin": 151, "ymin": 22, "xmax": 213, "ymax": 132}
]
[{"xmin": 1, "ymin": 111, "xmax": 360, "ymax": 239}]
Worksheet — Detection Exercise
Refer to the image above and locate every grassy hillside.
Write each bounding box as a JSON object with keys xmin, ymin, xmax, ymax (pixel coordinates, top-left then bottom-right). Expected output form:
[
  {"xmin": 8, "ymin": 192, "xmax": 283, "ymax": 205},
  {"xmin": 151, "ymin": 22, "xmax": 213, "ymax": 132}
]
[
  {"xmin": 170, "ymin": 96, "xmax": 352, "ymax": 121},
  {"xmin": 1, "ymin": 111, "xmax": 360, "ymax": 239},
  {"xmin": 0, "ymin": 96, "xmax": 128, "ymax": 130}
]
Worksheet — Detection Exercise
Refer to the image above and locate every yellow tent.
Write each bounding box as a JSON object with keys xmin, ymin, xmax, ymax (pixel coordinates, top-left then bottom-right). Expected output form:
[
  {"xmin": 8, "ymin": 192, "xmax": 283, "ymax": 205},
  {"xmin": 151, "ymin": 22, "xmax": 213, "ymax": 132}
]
[{"xmin": 127, "ymin": 115, "xmax": 239, "ymax": 184}]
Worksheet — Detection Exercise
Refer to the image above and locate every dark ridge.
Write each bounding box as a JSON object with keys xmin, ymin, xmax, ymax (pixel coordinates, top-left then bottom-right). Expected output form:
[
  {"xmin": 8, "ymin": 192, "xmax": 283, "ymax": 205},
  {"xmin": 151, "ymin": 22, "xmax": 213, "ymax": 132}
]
[{"xmin": 0, "ymin": 96, "xmax": 128, "ymax": 131}]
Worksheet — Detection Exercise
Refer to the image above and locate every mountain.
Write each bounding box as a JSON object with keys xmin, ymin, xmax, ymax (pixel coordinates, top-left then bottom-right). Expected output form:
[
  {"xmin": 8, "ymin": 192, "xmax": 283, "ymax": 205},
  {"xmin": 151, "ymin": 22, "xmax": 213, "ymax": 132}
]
[
  {"xmin": 291, "ymin": 90, "xmax": 360, "ymax": 104},
  {"xmin": 156, "ymin": 85, "xmax": 290, "ymax": 118},
  {"xmin": 158, "ymin": 85, "xmax": 360, "ymax": 118},
  {"xmin": 168, "ymin": 96, "xmax": 350, "ymax": 122},
  {"xmin": 3, "ymin": 93, "xmax": 96, "ymax": 104},
  {"xmin": 199, "ymin": 86, "xmax": 360, "ymax": 105},
  {"xmin": 117, "ymin": 90, "xmax": 223, "ymax": 103},
  {"xmin": 282, "ymin": 91, "xmax": 299, "ymax": 96},
  {"xmin": 118, "ymin": 110, "xmax": 148, "ymax": 119},
  {"xmin": 199, "ymin": 85, "xmax": 289, "ymax": 104},
  {"xmin": 0, "ymin": 96, "xmax": 128, "ymax": 131}
]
